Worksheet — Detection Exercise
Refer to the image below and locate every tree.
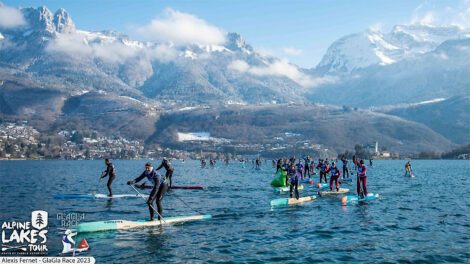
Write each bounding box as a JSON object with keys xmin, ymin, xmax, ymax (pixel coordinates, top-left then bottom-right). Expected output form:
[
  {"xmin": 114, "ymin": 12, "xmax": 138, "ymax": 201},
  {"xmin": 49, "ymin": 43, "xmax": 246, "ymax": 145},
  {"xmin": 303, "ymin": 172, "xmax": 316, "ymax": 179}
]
[
  {"xmin": 36, "ymin": 213, "xmax": 44, "ymax": 227},
  {"xmin": 354, "ymin": 144, "xmax": 369, "ymax": 159},
  {"xmin": 71, "ymin": 132, "xmax": 83, "ymax": 144}
]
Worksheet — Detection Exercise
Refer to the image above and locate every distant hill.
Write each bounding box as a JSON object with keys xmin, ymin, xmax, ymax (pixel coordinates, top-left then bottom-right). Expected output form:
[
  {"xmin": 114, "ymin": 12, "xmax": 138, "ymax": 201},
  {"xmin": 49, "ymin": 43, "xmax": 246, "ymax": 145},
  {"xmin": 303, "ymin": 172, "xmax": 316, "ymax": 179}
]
[
  {"xmin": 385, "ymin": 96, "xmax": 470, "ymax": 144},
  {"xmin": 146, "ymin": 104, "xmax": 454, "ymax": 154}
]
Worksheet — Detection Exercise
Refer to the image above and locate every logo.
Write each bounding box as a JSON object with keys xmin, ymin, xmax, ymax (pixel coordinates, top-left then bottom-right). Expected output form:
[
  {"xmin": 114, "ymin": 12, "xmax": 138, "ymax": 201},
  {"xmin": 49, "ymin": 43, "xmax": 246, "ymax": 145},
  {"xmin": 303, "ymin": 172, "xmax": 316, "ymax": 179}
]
[{"xmin": 1, "ymin": 210, "xmax": 48, "ymax": 255}]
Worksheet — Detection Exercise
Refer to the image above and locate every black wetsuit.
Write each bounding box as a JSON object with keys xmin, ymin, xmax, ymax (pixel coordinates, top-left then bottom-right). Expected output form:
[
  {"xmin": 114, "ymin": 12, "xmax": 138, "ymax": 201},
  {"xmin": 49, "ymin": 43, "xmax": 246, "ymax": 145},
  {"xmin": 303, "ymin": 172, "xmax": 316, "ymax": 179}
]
[
  {"xmin": 304, "ymin": 157, "xmax": 310, "ymax": 178},
  {"xmin": 102, "ymin": 163, "xmax": 116, "ymax": 196},
  {"xmin": 133, "ymin": 169, "xmax": 168, "ymax": 220},
  {"xmin": 156, "ymin": 160, "xmax": 174, "ymax": 187}
]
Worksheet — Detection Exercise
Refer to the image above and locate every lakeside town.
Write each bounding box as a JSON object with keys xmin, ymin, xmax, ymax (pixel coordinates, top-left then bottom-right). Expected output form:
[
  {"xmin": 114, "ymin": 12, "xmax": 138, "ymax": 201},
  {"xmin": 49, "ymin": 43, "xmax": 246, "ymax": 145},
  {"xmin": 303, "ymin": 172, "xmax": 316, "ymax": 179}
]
[{"xmin": 0, "ymin": 121, "xmax": 467, "ymax": 160}]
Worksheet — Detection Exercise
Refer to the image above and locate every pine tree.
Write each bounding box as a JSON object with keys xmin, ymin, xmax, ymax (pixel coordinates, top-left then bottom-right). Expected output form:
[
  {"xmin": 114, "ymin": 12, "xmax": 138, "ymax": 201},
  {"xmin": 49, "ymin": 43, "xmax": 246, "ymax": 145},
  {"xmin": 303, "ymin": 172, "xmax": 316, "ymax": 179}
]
[{"xmin": 36, "ymin": 213, "xmax": 44, "ymax": 227}]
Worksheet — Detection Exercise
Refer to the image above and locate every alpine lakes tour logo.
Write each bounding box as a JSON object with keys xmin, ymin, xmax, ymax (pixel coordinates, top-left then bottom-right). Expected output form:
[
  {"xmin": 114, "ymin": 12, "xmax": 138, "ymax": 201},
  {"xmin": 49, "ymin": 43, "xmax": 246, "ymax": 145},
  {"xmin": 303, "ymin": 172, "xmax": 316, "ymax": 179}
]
[{"xmin": 1, "ymin": 210, "xmax": 48, "ymax": 255}]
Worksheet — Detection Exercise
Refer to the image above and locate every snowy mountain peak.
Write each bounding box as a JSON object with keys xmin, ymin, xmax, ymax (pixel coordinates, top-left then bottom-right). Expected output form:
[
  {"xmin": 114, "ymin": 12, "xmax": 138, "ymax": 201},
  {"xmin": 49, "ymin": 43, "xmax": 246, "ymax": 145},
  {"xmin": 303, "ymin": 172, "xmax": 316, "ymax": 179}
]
[
  {"xmin": 316, "ymin": 24, "xmax": 469, "ymax": 74},
  {"xmin": 226, "ymin": 32, "xmax": 253, "ymax": 53},
  {"xmin": 53, "ymin": 8, "xmax": 75, "ymax": 33},
  {"xmin": 22, "ymin": 6, "xmax": 56, "ymax": 34},
  {"xmin": 316, "ymin": 31, "xmax": 393, "ymax": 74}
]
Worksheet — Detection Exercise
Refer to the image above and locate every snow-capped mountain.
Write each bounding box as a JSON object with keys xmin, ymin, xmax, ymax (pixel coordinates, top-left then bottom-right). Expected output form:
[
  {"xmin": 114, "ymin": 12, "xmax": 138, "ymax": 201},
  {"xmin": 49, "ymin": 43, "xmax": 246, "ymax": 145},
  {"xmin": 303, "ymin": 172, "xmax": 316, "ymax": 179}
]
[
  {"xmin": 1, "ymin": 5, "xmax": 468, "ymax": 151},
  {"xmin": 310, "ymin": 37, "xmax": 470, "ymax": 107},
  {"xmin": 1, "ymin": 6, "xmax": 469, "ymax": 108},
  {"xmin": 316, "ymin": 24, "xmax": 470, "ymax": 74},
  {"xmin": 0, "ymin": 6, "xmax": 308, "ymax": 104}
]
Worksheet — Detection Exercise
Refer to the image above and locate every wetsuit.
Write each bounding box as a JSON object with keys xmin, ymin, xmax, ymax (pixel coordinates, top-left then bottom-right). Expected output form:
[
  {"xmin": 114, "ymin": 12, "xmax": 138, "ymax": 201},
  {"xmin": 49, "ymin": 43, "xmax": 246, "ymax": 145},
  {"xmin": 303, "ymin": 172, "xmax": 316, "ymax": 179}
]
[
  {"xmin": 357, "ymin": 164, "xmax": 368, "ymax": 197},
  {"xmin": 156, "ymin": 160, "xmax": 174, "ymax": 187},
  {"xmin": 316, "ymin": 161, "xmax": 324, "ymax": 183},
  {"xmin": 296, "ymin": 162, "xmax": 304, "ymax": 179},
  {"xmin": 288, "ymin": 166, "xmax": 299, "ymax": 199},
  {"xmin": 405, "ymin": 162, "xmax": 412, "ymax": 176},
  {"xmin": 318, "ymin": 162, "xmax": 329, "ymax": 183},
  {"xmin": 276, "ymin": 159, "xmax": 282, "ymax": 173},
  {"xmin": 341, "ymin": 158, "xmax": 349, "ymax": 178},
  {"xmin": 101, "ymin": 163, "xmax": 116, "ymax": 196},
  {"xmin": 328, "ymin": 165, "xmax": 341, "ymax": 191},
  {"xmin": 304, "ymin": 157, "xmax": 310, "ymax": 178},
  {"xmin": 133, "ymin": 169, "xmax": 168, "ymax": 221}
]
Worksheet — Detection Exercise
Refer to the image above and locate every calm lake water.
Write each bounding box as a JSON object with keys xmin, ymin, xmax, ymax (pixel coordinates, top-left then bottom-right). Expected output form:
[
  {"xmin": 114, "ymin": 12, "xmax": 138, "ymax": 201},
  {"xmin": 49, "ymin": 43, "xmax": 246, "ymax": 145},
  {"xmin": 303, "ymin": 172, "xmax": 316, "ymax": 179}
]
[{"xmin": 0, "ymin": 160, "xmax": 469, "ymax": 263}]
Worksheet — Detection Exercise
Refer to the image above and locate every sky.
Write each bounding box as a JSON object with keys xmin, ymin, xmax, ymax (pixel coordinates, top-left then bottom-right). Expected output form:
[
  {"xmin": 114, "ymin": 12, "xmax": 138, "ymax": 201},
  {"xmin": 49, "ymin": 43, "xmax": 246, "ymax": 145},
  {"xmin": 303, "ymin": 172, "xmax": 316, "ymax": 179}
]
[{"xmin": 2, "ymin": 0, "xmax": 469, "ymax": 68}]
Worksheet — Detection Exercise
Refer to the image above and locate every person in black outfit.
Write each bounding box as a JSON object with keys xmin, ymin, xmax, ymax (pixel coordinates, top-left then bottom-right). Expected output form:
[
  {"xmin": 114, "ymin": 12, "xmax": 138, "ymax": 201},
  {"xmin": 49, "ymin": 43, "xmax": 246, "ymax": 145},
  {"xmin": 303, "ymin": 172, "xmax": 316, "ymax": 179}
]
[
  {"xmin": 100, "ymin": 159, "xmax": 116, "ymax": 197},
  {"xmin": 304, "ymin": 156, "xmax": 310, "ymax": 178},
  {"xmin": 127, "ymin": 162, "xmax": 168, "ymax": 221},
  {"xmin": 156, "ymin": 158, "xmax": 174, "ymax": 187}
]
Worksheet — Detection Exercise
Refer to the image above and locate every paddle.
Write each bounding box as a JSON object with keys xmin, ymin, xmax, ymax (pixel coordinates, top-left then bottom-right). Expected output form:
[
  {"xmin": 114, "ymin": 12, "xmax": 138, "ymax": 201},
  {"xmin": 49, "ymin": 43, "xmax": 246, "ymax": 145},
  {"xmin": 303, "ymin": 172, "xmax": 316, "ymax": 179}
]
[
  {"xmin": 91, "ymin": 174, "xmax": 103, "ymax": 196},
  {"xmin": 129, "ymin": 185, "xmax": 167, "ymax": 224},
  {"xmin": 170, "ymin": 192, "xmax": 203, "ymax": 215}
]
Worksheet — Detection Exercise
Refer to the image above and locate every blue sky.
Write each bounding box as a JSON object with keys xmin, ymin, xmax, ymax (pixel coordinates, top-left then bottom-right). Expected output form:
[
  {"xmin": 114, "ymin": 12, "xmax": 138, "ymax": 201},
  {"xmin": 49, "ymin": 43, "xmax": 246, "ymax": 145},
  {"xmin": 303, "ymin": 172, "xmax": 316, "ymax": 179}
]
[{"xmin": 4, "ymin": 0, "xmax": 467, "ymax": 68}]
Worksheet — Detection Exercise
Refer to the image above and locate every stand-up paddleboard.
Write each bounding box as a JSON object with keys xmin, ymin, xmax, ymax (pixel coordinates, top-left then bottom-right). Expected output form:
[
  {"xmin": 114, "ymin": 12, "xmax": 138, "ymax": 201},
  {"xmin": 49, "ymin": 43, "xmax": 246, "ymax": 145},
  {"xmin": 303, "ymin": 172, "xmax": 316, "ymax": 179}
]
[
  {"xmin": 275, "ymin": 185, "xmax": 304, "ymax": 193},
  {"xmin": 270, "ymin": 196, "xmax": 317, "ymax": 207},
  {"xmin": 171, "ymin": 186, "xmax": 204, "ymax": 189},
  {"xmin": 73, "ymin": 214, "xmax": 212, "ymax": 233},
  {"xmin": 318, "ymin": 188, "xmax": 349, "ymax": 196},
  {"xmin": 316, "ymin": 183, "xmax": 329, "ymax": 189},
  {"xmin": 341, "ymin": 193, "xmax": 379, "ymax": 205},
  {"xmin": 134, "ymin": 184, "xmax": 204, "ymax": 190},
  {"xmin": 52, "ymin": 193, "xmax": 148, "ymax": 199}
]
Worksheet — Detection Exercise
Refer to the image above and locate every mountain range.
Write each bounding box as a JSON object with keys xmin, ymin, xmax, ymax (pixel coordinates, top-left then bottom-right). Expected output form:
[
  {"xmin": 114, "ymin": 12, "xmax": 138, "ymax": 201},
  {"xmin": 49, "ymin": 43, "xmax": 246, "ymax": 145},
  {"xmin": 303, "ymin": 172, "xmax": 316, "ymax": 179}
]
[{"xmin": 0, "ymin": 6, "xmax": 468, "ymax": 155}]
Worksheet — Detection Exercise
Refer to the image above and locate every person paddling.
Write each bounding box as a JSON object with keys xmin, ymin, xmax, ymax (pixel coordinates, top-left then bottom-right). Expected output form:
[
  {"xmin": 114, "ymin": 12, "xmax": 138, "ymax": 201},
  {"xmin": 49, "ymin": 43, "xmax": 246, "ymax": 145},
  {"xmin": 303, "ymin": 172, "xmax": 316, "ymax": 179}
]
[
  {"xmin": 304, "ymin": 156, "xmax": 311, "ymax": 178},
  {"xmin": 341, "ymin": 156, "xmax": 350, "ymax": 179},
  {"xmin": 405, "ymin": 161, "xmax": 413, "ymax": 177},
  {"xmin": 288, "ymin": 162, "xmax": 300, "ymax": 199},
  {"xmin": 100, "ymin": 159, "xmax": 116, "ymax": 197},
  {"xmin": 127, "ymin": 162, "xmax": 168, "ymax": 221},
  {"xmin": 356, "ymin": 159, "xmax": 368, "ymax": 197},
  {"xmin": 156, "ymin": 157, "xmax": 174, "ymax": 188},
  {"xmin": 328, "ymin": 162, "xmax": 341, "ymax": 192}
]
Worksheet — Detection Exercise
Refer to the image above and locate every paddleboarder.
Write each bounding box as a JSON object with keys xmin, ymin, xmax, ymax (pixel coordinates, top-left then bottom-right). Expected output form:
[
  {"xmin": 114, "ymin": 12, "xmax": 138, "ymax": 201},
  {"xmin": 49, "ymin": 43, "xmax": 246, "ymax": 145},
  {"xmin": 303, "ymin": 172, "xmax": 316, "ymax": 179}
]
[
  {"xmin": 127, "ymin": 162, "xmax": 168, "ymax": 221},
  {"xmin": 100, "ymin": 159, "xmax": 116, "ymax": 197},
  {"xmin": 156, "ymin": 157, "xmax": 174, "ymax": 187},
  {"xmin": 356, "ymin": 159, "xmax": 368, "ymax": 197},
  {"xmin": 328, "ymin": 162, "xmax": 341, "ymax": 192},
  {"xmin": 341, "ymin": 156, "xmax": 350, "ymax": 179},
  {"xmin": 405, "ymin": 161, "xmax": 413, "ymax": 177},
  {"xmin": 288, "ymin": 163, "xmax": 300, "ymax": 199}
]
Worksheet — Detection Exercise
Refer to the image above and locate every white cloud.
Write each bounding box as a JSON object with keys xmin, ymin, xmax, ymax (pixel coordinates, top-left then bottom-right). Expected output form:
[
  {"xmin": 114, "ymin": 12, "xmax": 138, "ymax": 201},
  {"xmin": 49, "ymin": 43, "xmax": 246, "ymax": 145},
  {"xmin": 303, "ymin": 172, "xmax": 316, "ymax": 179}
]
[
  {"xmin": 282, "ymin": 47, "xmax": 303, "ymax": 56},
  {"xmin": 93, "ymin": 41, "xmax": 140, "ymax": 63},
  {"xmin": 228, "ymin": 59, "xmax": 250, "ymax": 72},
  {"xmin": 135, "ymin": 8, "xmax": 226, "ymax": 46},
  {"xmin": 148, "ymin": 44, "xmax": 178, "ymax": 62},
  {"xmin": 228, "ymin": 59, "xmax": 335, "ymax": 88},
  {"xmin": 47, "ymin": 33, "xmax": 142, "ymax": 63},
  {"xmin": 0, "ymin": 4, "xmax": 26, "ymax": 28},
  {"xmin": 369, "ymin": 23, "xmax": 385, "ymax": 32},
  {"xmin": 410, "ymin": 0, "xmax": 470, "ymax": 28},
  {"xmin": 47, "ymin": 31, "xmax": 181, "ymax": 64},
  {"xmin": 47, "ymin": 33, "xmax": 93, "ymax": 57},
  {"xmin": 411, "ymin": 11, "xmax": 436, "ymax": 26}
]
